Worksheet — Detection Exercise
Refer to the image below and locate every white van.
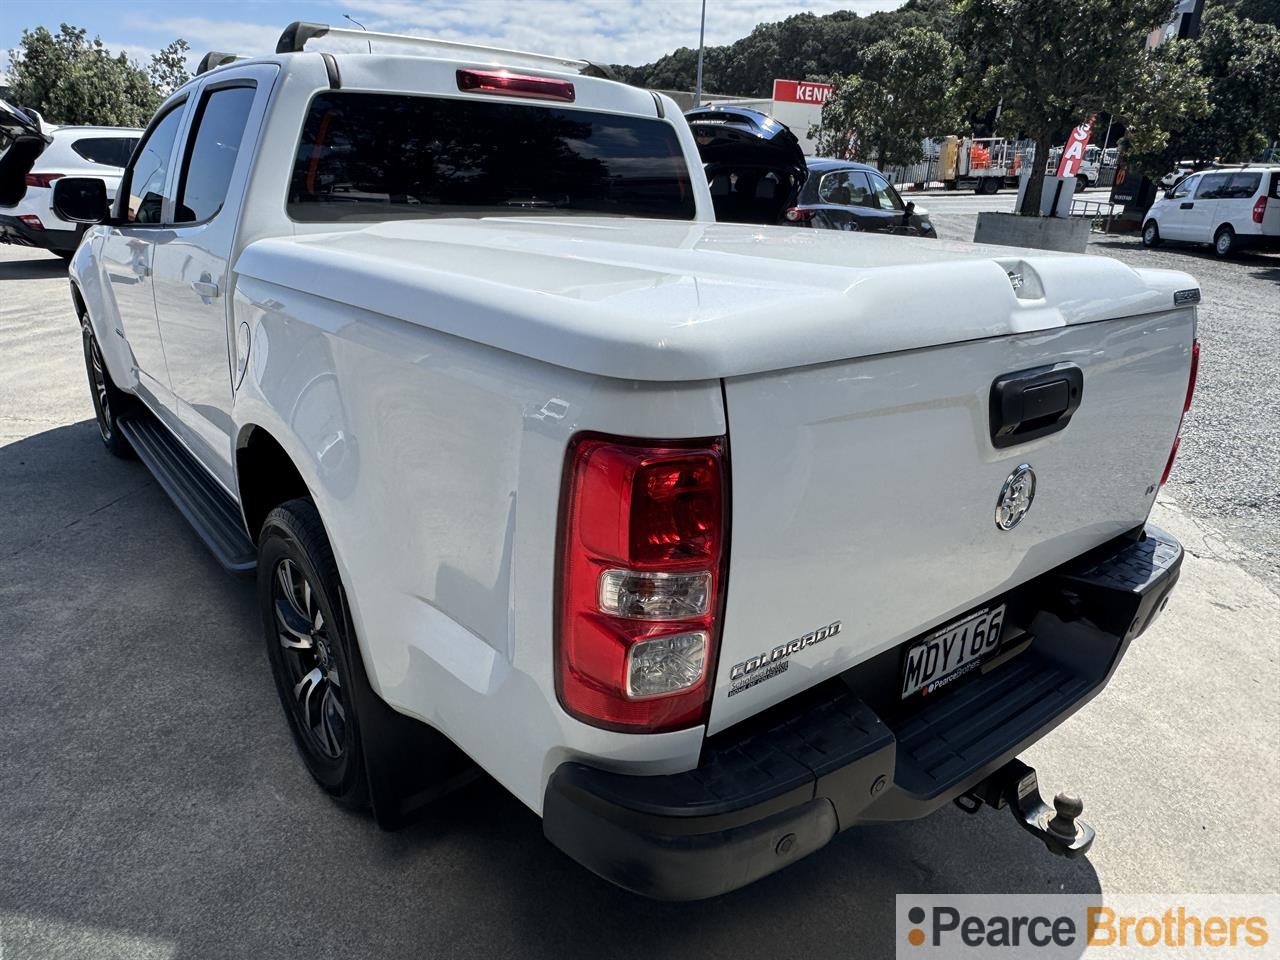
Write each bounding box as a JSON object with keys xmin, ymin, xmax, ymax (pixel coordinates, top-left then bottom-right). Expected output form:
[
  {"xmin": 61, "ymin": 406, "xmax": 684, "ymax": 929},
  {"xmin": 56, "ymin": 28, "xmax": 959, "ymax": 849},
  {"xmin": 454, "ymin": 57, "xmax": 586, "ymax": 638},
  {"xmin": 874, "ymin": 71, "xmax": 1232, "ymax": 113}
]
[{"xmin": 1142, "ymin": 166, "xmax": 1280, "ymax": 257}]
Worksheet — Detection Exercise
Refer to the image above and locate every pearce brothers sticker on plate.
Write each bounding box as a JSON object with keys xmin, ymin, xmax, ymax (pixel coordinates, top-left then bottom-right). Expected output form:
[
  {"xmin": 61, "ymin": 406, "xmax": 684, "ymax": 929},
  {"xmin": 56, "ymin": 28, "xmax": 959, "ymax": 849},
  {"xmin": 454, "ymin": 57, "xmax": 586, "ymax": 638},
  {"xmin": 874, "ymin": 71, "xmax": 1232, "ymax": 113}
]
[{"xmin": 727, "ymin": 620, "xmax": 842, "ymax": 697}]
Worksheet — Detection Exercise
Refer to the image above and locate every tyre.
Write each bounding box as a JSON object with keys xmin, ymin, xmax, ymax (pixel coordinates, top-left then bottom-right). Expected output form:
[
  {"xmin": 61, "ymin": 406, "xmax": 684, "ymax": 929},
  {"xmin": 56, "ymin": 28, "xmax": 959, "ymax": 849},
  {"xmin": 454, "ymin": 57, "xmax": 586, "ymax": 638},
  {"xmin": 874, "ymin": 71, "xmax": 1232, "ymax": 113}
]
[
  {"xmin": 1076, "ymin": 175, "xmax": 1089, "ymax": 193},
  {"xmin": 944, "ymin": 179, "xmax": 958, "ymax": 191},
  {"xmin": 259, "ymin": 498, "xmax": 370, "ymax": 809},
  {"xmin": 985, "ymin": 178, "xmax": 1000, "ymax": 195},
  {"xmin": 1213, "ymin": 225, "xmax": 1236, "ymax": 258},
  {"xmin": 1141, "ymin": 220, "xmax": 1161, "ymax": 248},
  {"xmin": 80, "ymin": 319, "xmax": 137, "ymax": 458}
]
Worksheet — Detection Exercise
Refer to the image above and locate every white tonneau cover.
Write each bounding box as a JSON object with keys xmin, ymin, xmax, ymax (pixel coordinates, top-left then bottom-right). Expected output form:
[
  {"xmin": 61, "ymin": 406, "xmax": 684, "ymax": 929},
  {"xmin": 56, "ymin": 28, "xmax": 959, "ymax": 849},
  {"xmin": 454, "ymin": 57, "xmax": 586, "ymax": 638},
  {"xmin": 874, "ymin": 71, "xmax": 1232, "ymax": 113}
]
[{"xmin": 236, "ymin": 217, "xmax": 1198, "ymax": 381}]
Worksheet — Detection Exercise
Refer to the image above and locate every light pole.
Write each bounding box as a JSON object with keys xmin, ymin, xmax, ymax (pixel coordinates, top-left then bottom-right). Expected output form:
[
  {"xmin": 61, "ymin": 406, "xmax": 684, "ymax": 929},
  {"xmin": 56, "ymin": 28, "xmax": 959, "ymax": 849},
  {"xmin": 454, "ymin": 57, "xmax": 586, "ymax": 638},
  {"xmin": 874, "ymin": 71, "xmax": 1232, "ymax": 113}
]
[
  {"xmin": 694, "ymin": 0, "xmax": 706, "ymax": 107},
  {"xmin": 343, "ymin": 14, "xmax": 372, "ymax": 54}
]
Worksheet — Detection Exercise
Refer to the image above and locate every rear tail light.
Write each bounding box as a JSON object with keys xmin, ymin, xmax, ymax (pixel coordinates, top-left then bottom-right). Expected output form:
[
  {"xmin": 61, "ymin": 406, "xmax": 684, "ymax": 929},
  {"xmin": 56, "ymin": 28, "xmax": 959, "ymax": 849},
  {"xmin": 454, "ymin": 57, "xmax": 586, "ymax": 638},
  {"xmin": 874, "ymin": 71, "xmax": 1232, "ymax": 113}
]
[
  {"xmin": 24, "ymin": 173, "xmax": 64, "ymax": 189},
  {"xmin": 18, "ymin": 214, "xmax": 43, "ymax": 230},
  {"xmin": 785, "ymin": 207, "xmax": 816, "ymax": 222},
  {"xmin": 457, "ymin": 69, "xmax": 575, "ymax": 102},
  {"xmin": 1161, "ymin": 339, "xmax": 1200, "ymax": 485},
  {"xmin": 1253, "ymin": 196, "xmax": 1267, "ymax": 224},
  {"xmin": 557, "ymin": 434, "xmax": 727, "ymax": 732}
]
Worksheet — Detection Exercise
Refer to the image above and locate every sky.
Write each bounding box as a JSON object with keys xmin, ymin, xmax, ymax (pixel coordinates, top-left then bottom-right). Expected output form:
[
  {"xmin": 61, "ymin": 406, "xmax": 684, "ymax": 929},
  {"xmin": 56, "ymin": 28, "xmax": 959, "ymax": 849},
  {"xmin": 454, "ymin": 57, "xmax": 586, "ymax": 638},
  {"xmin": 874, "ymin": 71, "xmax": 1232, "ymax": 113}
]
[{"xmin": 1, "ymin": 0, "xmax": 906, "ymax": 78}]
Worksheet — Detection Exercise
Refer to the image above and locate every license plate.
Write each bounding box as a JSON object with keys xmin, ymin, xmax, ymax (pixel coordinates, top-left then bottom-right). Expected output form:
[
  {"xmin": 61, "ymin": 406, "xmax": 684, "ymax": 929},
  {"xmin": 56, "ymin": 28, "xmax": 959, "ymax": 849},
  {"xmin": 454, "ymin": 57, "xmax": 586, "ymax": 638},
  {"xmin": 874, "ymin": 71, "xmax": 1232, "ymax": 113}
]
[{"xmin": 900, "ymin": 604, "xmax": 1006, "ymax": 699}]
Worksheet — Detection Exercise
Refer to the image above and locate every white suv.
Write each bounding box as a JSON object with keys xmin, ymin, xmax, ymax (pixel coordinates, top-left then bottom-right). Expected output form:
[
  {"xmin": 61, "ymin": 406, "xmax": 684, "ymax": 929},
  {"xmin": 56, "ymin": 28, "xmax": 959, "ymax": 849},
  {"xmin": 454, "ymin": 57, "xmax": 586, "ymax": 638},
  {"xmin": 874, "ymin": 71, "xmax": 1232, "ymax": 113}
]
[
  {"xmin": 1142, "ymin": 166, "xmax": 1280, "ymax": 257},
  {"xmin": 0, "ymin": 119, "xmax": 140, "ymax": 258}
]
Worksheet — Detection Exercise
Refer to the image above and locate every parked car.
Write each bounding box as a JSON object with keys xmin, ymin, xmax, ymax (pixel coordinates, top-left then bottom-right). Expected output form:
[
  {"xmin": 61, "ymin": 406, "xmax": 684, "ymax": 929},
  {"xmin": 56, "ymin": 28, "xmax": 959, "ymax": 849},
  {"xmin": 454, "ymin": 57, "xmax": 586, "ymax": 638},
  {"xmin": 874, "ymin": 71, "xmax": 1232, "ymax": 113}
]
[
  {"xmin": 1142, "ymin": 166, "xmax": 1280, "ymax": 257},
  {"xmin": 7, "ymin": 22, "xmax": 1198, "ymax": 900},
  {"xmin": 684, "ymin": 104, "xmax": 806, "ymax": 224},
  {"xmin": 785, "ymin": 157, "xmax": 937, "ymax": 237},
  {"xmin": 0, "ymin": 103, "xmax": 140, "ymax": 258}
]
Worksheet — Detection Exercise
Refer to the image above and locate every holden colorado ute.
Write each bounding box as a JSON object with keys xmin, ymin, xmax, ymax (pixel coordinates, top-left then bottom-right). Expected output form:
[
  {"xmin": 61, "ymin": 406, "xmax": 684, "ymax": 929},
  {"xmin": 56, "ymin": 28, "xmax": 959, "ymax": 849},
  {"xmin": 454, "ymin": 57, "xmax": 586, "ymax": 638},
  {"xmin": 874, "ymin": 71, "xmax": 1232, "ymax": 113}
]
[{"xmin": 2, "ymin": 23, "xmax": 1199, "ymax": 899}]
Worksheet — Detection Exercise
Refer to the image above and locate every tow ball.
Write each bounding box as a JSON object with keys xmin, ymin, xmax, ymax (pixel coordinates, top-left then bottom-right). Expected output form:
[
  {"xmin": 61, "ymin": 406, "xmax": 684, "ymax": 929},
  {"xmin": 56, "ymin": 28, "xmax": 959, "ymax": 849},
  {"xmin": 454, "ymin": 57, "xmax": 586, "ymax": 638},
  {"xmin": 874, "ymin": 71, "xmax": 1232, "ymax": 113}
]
[{"xmin": 954, "ymin": 758, "xmax": 1095, "ymax": 859}]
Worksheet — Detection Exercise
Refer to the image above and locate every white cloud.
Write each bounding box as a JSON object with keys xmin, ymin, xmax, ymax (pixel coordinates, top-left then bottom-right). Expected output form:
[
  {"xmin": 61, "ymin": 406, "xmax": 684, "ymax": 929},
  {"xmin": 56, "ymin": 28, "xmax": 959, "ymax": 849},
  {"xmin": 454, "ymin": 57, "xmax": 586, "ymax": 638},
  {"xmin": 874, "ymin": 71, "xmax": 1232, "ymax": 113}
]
[{"xmin": 137, "ymin": 1, "xmax": 904, "ymax": 74}]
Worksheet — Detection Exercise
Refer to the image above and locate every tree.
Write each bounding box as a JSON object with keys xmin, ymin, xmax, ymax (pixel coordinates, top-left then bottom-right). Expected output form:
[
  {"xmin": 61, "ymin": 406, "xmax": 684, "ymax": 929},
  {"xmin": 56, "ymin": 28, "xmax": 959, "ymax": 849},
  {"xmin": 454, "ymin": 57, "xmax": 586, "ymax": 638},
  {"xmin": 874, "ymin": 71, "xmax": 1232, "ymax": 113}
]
[
  {"xmin": 150, "ymin": 39, "xmax": 192, "ymax": 97},
  {"xmin": 1125, "ymin": 9, "xmax": 1279, "ymax": 175},
  {"xmin": 6, "ymin": 24, "xmax": 186, "ymax": 127},
  {"xmin": 1118, "ymin": 38, "xmax": 1211, "ymax": 176},
  {"xmin": 955, "ymin": 0, "xmax": 1188, "ymax": 215},
  {"xmin": 810, "ymin": 27, "xmax": 960, "ymax": 169},
  {"xmin": 611, "ymin": 0, "xmax": 955, "ymax": 97}
]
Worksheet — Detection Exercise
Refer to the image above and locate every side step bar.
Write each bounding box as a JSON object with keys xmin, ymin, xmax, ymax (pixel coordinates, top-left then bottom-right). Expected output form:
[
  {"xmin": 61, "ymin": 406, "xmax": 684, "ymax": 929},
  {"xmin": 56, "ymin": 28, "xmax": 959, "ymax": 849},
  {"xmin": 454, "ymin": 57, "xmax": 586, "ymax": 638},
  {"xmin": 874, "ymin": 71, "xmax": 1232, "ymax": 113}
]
[{"xmin": 117, "ymin": 413, "xmax": 256, "ymax": 573}]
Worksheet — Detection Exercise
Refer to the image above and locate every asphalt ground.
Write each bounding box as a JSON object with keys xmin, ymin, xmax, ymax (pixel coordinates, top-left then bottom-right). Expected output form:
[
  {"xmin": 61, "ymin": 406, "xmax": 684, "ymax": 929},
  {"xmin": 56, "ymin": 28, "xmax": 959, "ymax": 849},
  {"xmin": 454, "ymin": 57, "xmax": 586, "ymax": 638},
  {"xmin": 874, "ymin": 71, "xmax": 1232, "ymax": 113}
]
[{"xmin": 1, "ymin": 238, "xmax": 1277, "ymax": 960}]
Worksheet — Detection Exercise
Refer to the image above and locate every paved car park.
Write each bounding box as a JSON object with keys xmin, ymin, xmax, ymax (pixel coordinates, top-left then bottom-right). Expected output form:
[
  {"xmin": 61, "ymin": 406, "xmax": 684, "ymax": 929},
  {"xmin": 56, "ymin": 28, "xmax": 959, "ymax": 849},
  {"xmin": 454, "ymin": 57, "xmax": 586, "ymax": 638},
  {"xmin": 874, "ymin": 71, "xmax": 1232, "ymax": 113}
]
[{"xmin": 1, "ymin": 237, "xmax": 1277, "ymax": 959}]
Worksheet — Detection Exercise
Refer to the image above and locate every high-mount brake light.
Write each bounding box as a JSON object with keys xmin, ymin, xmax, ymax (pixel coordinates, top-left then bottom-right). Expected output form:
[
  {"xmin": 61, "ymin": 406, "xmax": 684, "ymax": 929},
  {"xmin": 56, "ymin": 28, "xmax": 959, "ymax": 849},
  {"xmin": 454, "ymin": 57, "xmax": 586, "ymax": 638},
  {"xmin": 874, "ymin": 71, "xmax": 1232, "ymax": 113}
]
[
  {"xmin": 1161, "ymin": 339, "xmax": 1200, "ymax": 486},
  {"xmin": 25, "ymin": 173, "xmax": 64, "ymax": 189},
  {"xmin": 456, "ymin": 69, "xmax": 575, "ymax": 102},
  {"xmin": 557, "ymin": 435, "xmax": 727, "ymax": 732}
]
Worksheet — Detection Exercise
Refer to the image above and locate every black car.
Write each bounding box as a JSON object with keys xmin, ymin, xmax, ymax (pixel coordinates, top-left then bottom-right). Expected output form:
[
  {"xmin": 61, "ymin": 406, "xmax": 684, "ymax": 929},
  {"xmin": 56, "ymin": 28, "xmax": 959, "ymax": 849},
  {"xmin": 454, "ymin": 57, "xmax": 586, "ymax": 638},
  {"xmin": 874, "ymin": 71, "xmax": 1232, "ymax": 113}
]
[
  {"xmin": 684, "ymin": 105, "xmax": 936, "ymax": 238},
  {"xmin": 788, "ymin": 157, "xmax": 937, "ymax": 238}
]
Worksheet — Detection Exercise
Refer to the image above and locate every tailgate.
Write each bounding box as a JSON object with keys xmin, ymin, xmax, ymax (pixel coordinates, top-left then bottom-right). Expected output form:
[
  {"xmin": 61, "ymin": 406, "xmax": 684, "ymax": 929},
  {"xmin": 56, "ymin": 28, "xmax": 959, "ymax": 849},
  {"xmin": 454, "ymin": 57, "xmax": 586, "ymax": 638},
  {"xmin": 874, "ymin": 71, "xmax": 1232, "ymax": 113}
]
[{"xmin": 709, "ymin": 309, "xmax": 1195, "ymax": 733}]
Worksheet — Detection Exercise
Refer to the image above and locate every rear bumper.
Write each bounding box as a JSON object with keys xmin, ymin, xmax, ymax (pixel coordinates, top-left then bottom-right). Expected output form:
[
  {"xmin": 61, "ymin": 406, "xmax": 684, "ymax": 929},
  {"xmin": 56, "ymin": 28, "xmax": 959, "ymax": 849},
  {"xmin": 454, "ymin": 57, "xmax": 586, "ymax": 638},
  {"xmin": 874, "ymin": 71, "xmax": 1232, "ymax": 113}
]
[
  {"xmin": 544, "ymin": 523, "xmax": 1182, "ymax": 900},
  {"xmin": 0, "ymin": 214, "xmax": 80, "ymax": 253}
]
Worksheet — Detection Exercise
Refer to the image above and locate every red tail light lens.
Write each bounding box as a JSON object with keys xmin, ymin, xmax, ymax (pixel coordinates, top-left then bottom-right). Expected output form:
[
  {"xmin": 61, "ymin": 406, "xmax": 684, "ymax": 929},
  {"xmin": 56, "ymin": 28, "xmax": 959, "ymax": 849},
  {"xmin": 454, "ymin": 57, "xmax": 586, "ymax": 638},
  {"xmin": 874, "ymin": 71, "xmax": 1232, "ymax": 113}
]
[
  {"xmin": 24, "ymin": 173, "xmax": 64, "ymax": 189},
  {"xmin": 1161, "ymin": 339, "xmax": 1199, "ymax": 486},
  {"xmin": 557, "ymin": 434, "xmax": 727, "ymax": 732},
  {"xmin": 18, "ymin": 214, "xmax": 44, "ymax": 230},
  {"xmin": 457, "ymin": 69, "xmax": 575, "ymax": 102},
  {"xmin": 1253, "ymin": 196, "xmax": 1267, "ymax": 224},
  {"xmin": 785, "ymin": 207, "xmax": 816, "ymax": 222}
]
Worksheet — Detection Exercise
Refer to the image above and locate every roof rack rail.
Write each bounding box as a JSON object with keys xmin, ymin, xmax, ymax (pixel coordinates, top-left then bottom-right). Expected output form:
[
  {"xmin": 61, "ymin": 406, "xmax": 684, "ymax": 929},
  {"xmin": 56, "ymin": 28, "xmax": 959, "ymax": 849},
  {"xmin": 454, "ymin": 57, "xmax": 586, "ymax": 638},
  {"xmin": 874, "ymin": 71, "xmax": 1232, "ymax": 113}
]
[
  {"xmin": 196, "ymin": 51, "xmax": 244, "ymax": 75},
  {"xmin": 273, "ymin": 21, "xmax": 614, "ymax": 78}
]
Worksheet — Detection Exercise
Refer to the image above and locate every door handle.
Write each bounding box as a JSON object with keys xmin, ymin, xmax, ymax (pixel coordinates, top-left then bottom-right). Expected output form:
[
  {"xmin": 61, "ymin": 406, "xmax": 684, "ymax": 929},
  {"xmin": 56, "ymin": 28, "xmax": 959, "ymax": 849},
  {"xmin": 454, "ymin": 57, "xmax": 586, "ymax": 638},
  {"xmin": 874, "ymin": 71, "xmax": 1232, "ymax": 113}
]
[
  {"xmin": 191, "ymin": 280, "xmax": 220, "ymax": 298},
  {"xmin": 990, "ymin": 363, "xmax": 1084, "ymax": 448},
  {"xmin": 1180, "ymin": 202, "xmax": 1194, "ymax": 209}
]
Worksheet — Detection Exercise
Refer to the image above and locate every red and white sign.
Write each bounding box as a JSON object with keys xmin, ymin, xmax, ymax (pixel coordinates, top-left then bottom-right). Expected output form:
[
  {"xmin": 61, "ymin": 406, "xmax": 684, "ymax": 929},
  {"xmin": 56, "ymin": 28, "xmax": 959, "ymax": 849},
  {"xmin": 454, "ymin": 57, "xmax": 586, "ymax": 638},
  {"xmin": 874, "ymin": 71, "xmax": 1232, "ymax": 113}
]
[
  {"xmin": 1056, "ymin": 118, "xmax": 1095, "ymax": 177},
  {"xmin": 772, "ymin": 79, "xmax": 833, "ymax": 105}
]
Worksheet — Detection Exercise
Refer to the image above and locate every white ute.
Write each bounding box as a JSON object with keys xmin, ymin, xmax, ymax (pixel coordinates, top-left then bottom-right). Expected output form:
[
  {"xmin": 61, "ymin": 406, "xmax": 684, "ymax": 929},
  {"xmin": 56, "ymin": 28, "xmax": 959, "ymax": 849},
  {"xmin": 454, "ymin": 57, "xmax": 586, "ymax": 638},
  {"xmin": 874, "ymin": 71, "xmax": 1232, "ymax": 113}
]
[{"xmin": 7, "ymin": 23, "xmax": 1199, "ymax": 898}]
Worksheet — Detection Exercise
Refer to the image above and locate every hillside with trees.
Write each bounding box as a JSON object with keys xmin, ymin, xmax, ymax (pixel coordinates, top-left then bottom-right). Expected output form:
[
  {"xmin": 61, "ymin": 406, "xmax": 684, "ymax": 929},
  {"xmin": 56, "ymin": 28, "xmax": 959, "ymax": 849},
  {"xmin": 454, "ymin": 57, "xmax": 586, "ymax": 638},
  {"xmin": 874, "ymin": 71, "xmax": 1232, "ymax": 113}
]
[{"xmin": 610, "ymin": 0, "xmax": 953, "ymax": 97}]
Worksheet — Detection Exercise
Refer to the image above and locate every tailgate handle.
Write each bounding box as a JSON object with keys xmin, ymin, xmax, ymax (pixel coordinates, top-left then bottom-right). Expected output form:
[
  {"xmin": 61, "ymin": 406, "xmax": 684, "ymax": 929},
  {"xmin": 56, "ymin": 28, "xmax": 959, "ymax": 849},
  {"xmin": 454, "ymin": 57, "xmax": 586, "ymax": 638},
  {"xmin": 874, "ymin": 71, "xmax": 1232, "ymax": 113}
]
[{"xmin": 990, "ymin": 363, "xmax": 1083, "ymax": 448}]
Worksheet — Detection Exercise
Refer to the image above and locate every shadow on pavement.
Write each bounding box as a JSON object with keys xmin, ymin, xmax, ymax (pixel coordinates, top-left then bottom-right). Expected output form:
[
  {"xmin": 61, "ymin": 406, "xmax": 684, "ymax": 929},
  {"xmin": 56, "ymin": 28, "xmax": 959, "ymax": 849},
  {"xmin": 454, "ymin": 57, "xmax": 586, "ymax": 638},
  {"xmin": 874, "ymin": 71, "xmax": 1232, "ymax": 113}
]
[
  {"xmin": 0, "ymin": 421, "xmax": 1100, "ymax": 960},
  {"xmin": 0, "ymin": 252, "xmax": 68, "ymax": 281}
]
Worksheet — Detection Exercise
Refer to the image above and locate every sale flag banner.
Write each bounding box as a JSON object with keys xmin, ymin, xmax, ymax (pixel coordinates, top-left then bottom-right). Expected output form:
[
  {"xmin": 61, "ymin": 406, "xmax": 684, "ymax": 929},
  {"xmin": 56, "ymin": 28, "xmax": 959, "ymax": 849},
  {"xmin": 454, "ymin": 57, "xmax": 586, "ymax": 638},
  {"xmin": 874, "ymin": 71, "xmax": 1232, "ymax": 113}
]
[{"xmin": 1056, "ymin": 118, "xmax": 1095, "ymax": 177}]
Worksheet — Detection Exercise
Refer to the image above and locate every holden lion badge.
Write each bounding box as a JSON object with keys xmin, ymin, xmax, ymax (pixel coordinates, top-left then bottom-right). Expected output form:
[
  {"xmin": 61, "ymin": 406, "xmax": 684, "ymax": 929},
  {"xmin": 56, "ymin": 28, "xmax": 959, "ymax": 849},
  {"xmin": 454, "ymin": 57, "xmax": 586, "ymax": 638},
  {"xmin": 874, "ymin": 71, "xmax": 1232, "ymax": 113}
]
[{"xmin": 995, "ymin": 464, "xmax": 1037, "ymax": 530}]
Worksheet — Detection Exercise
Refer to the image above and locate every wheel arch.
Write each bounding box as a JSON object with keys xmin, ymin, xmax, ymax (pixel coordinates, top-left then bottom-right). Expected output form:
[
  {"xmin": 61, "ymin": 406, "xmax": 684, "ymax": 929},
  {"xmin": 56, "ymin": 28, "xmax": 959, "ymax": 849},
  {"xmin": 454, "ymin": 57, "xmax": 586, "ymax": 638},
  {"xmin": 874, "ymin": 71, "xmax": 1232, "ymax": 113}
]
[{"xmin": 235, "ymin": 423, "xmax": 313, "ymax": 543}]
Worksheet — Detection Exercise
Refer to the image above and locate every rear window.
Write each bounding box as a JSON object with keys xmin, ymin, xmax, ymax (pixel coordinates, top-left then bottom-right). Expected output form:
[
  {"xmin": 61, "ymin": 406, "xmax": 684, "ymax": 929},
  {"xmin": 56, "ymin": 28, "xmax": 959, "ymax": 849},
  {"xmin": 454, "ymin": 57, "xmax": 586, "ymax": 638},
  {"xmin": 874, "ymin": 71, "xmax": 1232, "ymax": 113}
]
[
  {"xmin": 288, "ymin": 92, "xmax": 695, "ymax": 222},
  {"xmin": 71, "ymin": 137, "xmax": 138, "ymax": 168},
  {"xmin": 1270, "ymin": 172, "xmax": 1280, "ymax": 200}
]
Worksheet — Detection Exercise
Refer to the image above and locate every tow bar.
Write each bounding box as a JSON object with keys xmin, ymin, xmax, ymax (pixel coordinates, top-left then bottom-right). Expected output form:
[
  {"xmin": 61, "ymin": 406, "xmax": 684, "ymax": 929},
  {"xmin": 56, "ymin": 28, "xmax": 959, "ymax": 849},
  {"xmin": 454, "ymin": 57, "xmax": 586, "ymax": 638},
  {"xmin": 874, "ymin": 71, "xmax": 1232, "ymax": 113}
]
[{"xmin": 955, "ymin": 758, "xmax": 1095, "ymax": 859}]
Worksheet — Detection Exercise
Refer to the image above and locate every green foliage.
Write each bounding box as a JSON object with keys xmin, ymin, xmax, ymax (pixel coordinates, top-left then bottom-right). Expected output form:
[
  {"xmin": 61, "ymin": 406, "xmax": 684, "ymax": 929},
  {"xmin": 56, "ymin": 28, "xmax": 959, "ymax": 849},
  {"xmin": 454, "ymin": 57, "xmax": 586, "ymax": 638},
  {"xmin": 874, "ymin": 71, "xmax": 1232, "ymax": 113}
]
[
  {"xmin": 1119, "ymin": 39, "xmax": 1211, "ymax": 176},
  {"xmin": 954, "ymin": 0, "xmax": 1181, "ymax": 214},
  {"xmin": 7, "ymin": 24, "xmax": 187, "ymax": 127},
  {"xmin": 811, "ymin": 28, "xmax": 961, "ymax": 168},
  {"xmin": 149, "ymin": 39, "xmax": 192, "ymax": 97},
  {"xmin": 611, "ymin": 0, "xmax": 955, "ymax": 97},
  {"xmin": 1125, "ymin": 8, "xmax": 1280, "ymax": 175}
]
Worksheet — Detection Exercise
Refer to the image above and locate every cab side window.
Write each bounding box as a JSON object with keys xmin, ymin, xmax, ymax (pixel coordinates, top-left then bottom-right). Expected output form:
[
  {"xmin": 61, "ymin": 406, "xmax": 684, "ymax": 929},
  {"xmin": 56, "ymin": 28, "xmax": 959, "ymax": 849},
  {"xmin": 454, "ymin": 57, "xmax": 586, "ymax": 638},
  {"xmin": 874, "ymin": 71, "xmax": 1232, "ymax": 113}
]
[
  {"xmin": 867, "ymin": 172, "xmax": 905, "ymax": 212},
  {"xmin": 126, "ymin": 106, "xmax": 185, "ymax": 223},
  {"xmin": 1169, "ymin": 175, "xmax": 1198, "ymax": 200},
  {"xmin": 175, "ymin": 84, "xmax": 256, "ymax": 224}
]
